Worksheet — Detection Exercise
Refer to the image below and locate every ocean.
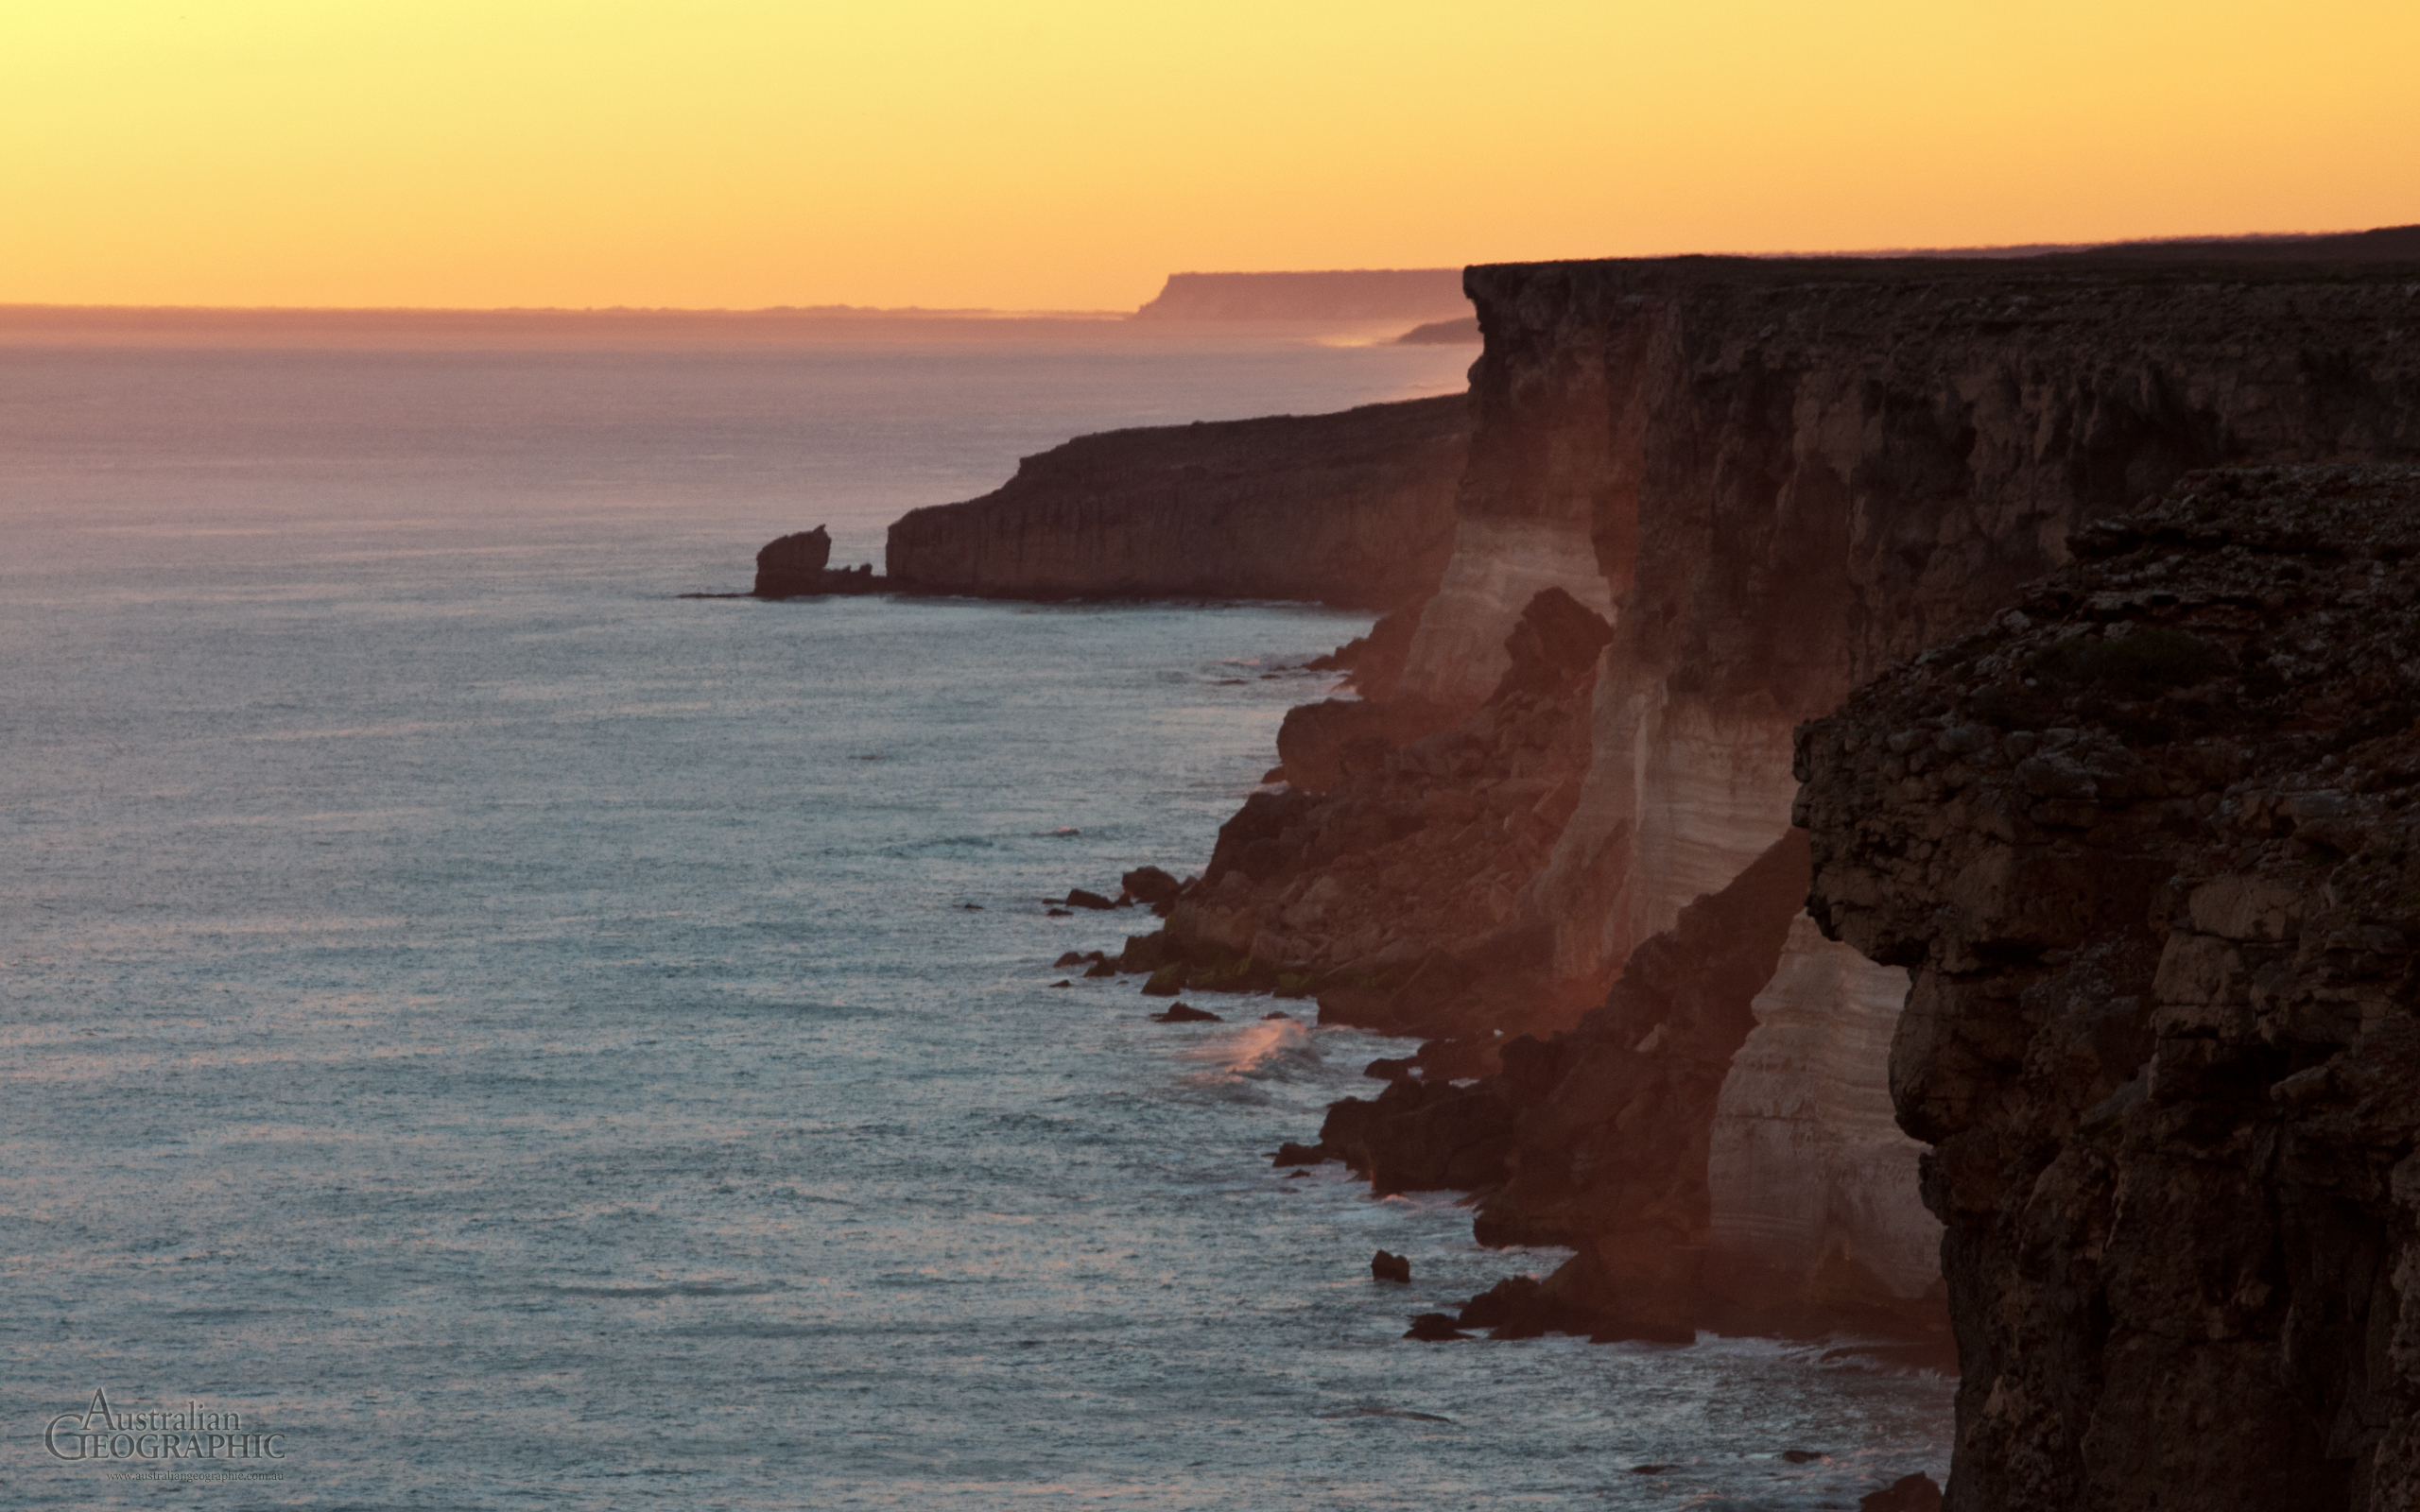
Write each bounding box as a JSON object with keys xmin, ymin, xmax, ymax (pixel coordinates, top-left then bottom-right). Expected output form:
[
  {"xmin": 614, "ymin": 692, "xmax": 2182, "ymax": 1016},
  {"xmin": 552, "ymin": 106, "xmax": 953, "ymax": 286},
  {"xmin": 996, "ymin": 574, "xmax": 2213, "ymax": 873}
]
[{"xmin": 0, "ymin": 322, "xmax": 1951, "ymax": 1507}]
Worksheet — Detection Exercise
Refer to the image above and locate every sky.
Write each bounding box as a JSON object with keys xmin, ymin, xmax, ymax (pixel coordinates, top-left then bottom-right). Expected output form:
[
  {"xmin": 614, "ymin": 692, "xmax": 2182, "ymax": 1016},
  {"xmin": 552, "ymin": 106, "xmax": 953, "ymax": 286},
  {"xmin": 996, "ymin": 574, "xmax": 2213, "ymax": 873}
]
[{"xmin": 5, "ymin": 0, "xmax": 2416, "ymax": 312}]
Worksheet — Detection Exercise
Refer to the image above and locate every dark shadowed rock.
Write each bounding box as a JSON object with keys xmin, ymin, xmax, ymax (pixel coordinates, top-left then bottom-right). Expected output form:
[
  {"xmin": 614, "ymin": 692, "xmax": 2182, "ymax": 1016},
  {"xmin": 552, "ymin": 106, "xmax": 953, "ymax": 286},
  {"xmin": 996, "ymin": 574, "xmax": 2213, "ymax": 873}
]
[
  {"xmin": 1271, "ymin": 1142, "xmax": 1326, "ymax": 1167},
  {"xmin": 1859, "ymin": 1474, "xmax": 1942, "ymax": 1512},
  {"xmin": 886, "ymin": 397, "xmax": 1466, "ymax": 610},
  {"xmin": 1307, "ymin": 603, "xmax": 1426, "ymax": 701},
  {"xmin": 1273, "ymin": 696, "xmax": 1454, "ymax": 794},
  {"xmin": 1117, "ymin": 932, "xmax": 1172, "ymax": 974},
  {"xmin": 1120, "ymin": 867, "xmax": 1183, "ymax": 907},
  {"xmin": 1800, "ymin": 467, "xmax": 2420, "ymax": 1510},
  {"xmin": 1371, "ymin": 1249, "xmax": 1411, "ymax": 1283},
  {"xmin": 1054, "ymin": 951, "xmax": 1088, "ymax": 968},
  {"xmin": 1151, "ymin": 1002, "xmax": 1221, "ymax": 1023},
  {"xmin": 1403, "ymin": 1313, "xmax": 1470, "ymax": 1342},
  {"xmin": 1485, "ymin": 587, "xmax": 1613, "ymax": 704},
  {"xmin": 752, "ymin": 526, "xmax": 833, "ymax": 596},
  {"xmin": 1081, "ymin": 958, "xmax": 1117, "ymax": 979},
  {"xmin": 1063, "ymin": 888, "xmax": 1118, "ymax": 911}
]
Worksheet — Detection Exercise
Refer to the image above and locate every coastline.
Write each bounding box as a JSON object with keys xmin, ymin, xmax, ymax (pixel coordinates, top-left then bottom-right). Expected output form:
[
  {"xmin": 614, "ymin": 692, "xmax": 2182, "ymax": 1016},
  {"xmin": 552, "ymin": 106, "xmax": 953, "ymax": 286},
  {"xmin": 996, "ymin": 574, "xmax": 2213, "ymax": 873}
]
[{"xmin": 816, "ymin": 231, "xmax": 2420, "ymax": 1506}]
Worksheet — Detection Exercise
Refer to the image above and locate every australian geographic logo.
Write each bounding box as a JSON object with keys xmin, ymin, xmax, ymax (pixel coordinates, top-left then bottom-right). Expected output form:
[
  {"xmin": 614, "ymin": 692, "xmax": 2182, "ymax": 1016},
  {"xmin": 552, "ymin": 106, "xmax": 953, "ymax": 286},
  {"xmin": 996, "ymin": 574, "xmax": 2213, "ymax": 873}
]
[{"xmin": 44, "ymin": 1389, "xmax": 287, "ymax": 1464}]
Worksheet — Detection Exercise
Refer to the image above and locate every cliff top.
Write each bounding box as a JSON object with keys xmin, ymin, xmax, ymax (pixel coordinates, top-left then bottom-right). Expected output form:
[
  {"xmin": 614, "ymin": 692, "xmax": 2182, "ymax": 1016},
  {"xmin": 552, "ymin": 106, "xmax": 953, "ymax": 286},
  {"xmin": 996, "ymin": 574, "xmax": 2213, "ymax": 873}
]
[
  {"xmin": 1467, "ymin": 224, "xmax": 2420, "ymax": 300},
  {"xmin": 899, "ymin": 394, "xmax": 1469, "ymax": 514}
]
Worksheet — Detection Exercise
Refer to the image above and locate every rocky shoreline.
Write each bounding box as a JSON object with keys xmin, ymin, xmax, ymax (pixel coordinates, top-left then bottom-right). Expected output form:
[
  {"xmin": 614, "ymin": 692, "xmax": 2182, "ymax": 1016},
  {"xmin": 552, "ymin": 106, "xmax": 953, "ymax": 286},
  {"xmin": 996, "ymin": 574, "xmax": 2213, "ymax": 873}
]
[{"xmin": 1056, "ymin": 233, "xmax": 2420, "ymax": 1508}]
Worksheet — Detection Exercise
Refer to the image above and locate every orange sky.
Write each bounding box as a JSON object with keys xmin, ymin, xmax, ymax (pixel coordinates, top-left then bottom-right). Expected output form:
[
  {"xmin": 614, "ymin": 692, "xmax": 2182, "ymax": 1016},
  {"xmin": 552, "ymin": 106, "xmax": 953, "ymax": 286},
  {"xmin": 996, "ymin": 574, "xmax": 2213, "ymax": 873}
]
[{"xmin": 6, "ymin": 1, "xmax": 2416, "ymax": 312}]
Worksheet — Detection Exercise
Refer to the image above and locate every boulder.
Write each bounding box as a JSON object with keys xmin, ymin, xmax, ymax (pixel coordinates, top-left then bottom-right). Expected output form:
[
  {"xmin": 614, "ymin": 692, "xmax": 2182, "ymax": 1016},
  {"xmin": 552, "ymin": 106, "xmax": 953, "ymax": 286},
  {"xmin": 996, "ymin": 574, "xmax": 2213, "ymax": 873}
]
[
  {"xmin": 1403, "ymin": 1313, "xmax": 1470, "ymax": 1342},
  {"xmin": 1371, "ymin": 1249, "xmax": 1411, "ymax": 1283},
  {"xmin": 1152, "ymin": 1002, "xmax": 1221, "ymax": 1023},
  {"xmin": 1273, "ymin": 696, "xmax": 1451, "ymax": 794},
  {"xmin": 1120, "ymin": 866, "xmax": 1184, "ymax": 908},
  {"xmin": 1858, "ymin": 1474, "xmax": 1942, "ymax": 1512}
]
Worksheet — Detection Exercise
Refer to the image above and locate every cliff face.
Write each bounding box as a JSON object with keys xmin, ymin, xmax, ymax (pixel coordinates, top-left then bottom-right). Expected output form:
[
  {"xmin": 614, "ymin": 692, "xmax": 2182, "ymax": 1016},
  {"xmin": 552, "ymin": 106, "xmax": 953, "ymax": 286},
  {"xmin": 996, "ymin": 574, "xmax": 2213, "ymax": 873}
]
[
  {"xmin": 1197, "ymin": 249, "xmax": 2420, "ymax": 1346},
  {"xmin": 885, "ymin": 395, "xmax": 1466, "ymax": 609},
  {"xmin": 1163, "ymin": 587, "xmax": 1609, "ymax": 1022},
  {"xmin": 1463, "ymin": 260, "xmax": 2420, "ymax": 994},
  {"xmin": 1797, "ymin": 466, "xmax": 2420, "ymax": 1511}
]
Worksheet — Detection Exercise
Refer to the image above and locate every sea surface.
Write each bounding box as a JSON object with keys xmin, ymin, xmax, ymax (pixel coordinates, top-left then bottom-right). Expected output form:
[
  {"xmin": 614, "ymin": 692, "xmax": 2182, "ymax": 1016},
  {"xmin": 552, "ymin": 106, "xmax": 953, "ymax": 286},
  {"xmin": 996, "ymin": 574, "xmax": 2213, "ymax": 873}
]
[{"xmin": 0, "ymin": 323, "xmax": 1951, "ymax": 1508}]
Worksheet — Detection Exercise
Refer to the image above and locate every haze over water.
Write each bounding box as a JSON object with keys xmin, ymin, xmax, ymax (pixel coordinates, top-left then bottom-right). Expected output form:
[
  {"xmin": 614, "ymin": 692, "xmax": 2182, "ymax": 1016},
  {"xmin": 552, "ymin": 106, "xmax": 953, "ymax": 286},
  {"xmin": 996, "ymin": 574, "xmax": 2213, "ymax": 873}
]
[{"xmin": 1, "ymin": 323, "xmax": 1949, "ymax": 1507}]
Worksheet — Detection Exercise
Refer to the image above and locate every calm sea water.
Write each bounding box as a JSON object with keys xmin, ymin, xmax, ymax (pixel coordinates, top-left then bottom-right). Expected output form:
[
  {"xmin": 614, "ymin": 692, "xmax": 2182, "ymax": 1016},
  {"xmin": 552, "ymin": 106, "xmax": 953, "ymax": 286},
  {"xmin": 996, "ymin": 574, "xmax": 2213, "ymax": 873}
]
[{"xmin": 0, "ymin": 327, "xmax": 1950, "ymax": 1508}]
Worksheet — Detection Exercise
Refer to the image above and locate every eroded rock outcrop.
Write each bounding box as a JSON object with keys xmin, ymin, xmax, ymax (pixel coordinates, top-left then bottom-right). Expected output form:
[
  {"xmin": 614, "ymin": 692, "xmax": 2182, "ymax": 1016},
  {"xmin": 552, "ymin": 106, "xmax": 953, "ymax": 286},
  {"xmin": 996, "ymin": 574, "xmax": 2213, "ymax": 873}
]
[
  {"xmin": 886, "ymin": 396, "xmax": 1466, "ymax": 609},
  {"xmin": 1159, "ymin": 587, "xmax": 1611, "ymax": 1036},
  {"xmin": 1798, "ymin": 465, "xmax": 2420, "ymax": 1509}
]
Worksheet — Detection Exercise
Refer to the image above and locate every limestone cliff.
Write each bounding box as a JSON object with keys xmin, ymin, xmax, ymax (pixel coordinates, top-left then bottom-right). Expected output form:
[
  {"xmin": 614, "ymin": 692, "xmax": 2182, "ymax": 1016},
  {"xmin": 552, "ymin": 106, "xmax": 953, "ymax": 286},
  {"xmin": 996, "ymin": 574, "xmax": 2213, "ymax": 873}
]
[
  {"xmin": 1797, "ymin": 465, "xmax": 2420, "ymax": 1510},
  {"xmin": 1148, "ymin": 244, "xmax": 2420, "ymax": 1346},
  {"xmin": 1408, "ymin": 251, "xmax": 2420, "ymax": 1331},
  {"xmin": 885, "ymin": 396, "xmax": 1465, "ymax": 609}
]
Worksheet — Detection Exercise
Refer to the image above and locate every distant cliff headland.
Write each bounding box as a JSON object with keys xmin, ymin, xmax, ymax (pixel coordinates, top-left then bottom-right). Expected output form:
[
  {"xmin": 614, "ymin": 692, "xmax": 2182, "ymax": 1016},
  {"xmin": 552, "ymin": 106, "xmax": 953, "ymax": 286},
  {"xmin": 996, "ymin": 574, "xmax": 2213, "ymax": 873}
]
[{"xmin": 1130, "ymin": 268, "xmax": 1471, "ymax": 324}]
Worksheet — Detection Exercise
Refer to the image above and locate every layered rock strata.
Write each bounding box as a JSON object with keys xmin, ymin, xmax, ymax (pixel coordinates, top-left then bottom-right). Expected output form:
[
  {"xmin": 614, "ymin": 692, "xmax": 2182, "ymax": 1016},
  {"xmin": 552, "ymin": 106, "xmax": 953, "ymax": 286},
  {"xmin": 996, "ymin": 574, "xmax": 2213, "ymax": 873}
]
[
  {"xmin": 885, "ymin": 396, "xmax": 1466, "ymax": 609},
  {"xmin": 1798, "ymin": 465, "xmax": 2420, "ymax": 1510},
  {"xmin": 1188, "ymin": 244, "xmax": 2420, "ymax": 1341}
]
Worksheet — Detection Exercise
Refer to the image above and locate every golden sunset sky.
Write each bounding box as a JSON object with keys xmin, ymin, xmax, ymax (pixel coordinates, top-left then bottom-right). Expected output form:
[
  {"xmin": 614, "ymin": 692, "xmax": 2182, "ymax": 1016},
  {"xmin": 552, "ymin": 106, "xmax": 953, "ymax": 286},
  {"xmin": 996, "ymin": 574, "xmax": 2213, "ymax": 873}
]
[{"xmin": 6, "ymin": 0, "xmax": 2415, "ymax": 311}]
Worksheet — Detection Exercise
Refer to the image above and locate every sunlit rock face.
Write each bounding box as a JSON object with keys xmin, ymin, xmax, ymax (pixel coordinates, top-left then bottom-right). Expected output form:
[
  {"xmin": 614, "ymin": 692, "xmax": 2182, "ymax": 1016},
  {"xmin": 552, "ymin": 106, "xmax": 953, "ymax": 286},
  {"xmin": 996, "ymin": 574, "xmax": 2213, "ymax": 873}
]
[
  {"xmin": 1395, "ymin": 517, "xmax": 1618, "ymax": 708},
  {"xmin": 1534, "ymin": 688, "xmax": 1802, "ymax": 985},
  {"xmin": 1707, "ymin": 916, "xmax": 1933, "ymax": 1302}
]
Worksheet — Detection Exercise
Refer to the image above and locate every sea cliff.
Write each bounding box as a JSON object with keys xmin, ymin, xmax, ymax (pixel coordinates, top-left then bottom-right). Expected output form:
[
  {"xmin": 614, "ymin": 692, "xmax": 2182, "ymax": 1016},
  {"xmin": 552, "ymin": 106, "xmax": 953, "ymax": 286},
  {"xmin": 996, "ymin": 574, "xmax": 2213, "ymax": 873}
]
[
  {"xmin": 886, "ymin": 395, "xmax": 1466, "ymax": 609},
  {"xmin": 1135, "ymin": 239, "xmax": 2420, "ymax": 1367},
  {"xmin": 1798, "ymin": 465, "xmax": 2420, "ymax": 1510}
]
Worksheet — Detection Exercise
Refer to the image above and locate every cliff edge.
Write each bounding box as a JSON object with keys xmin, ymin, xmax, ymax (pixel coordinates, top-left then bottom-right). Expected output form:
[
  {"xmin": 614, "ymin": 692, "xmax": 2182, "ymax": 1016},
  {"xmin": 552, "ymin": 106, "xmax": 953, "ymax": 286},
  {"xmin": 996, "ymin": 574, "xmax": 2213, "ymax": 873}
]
[
  {"xmin": 1126, "ymin": 239, "xmax": 2420, "ymax": 1361},
  {"xmin": 1799, "ymin": 465, "xmax": 2420, "ymax": 1510},
  {"xmin": 886, "ymin": 395, "xmax": 1467, "ymax": 609}
]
